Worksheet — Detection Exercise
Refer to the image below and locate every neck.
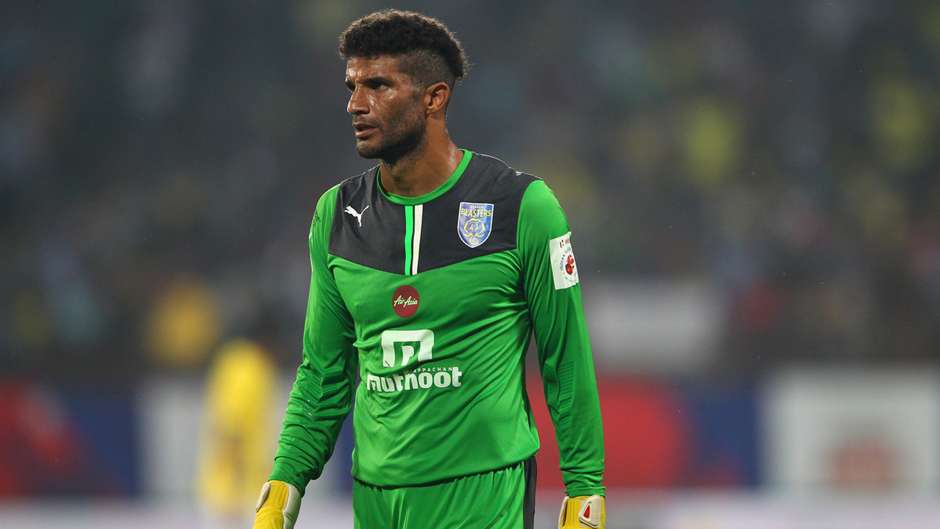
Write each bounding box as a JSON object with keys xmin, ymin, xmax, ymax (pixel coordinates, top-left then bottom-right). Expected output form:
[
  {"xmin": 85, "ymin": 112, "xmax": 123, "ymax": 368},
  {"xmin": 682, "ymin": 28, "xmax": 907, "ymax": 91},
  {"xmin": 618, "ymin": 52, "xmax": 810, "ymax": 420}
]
[{"xmin": 380, "ymin": 130, "xmax": 461, "ymax": 197}]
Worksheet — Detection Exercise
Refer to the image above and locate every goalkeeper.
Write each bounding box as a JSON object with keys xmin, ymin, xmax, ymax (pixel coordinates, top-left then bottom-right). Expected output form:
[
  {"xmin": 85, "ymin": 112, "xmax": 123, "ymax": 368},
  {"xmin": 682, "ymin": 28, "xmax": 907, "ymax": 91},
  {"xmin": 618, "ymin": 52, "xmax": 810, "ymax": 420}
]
[{"xmin": 254, "ymin": 9, "xmax": 605, "ymax": 529}]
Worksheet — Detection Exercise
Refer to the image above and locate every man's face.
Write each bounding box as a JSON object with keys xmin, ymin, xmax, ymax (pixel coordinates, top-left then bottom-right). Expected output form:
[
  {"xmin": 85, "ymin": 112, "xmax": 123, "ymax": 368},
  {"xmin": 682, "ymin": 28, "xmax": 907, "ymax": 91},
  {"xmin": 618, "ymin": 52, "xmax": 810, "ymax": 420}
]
[{"xmin": 345, "ymin": 56, "xmax": 426, "ymax": 160}]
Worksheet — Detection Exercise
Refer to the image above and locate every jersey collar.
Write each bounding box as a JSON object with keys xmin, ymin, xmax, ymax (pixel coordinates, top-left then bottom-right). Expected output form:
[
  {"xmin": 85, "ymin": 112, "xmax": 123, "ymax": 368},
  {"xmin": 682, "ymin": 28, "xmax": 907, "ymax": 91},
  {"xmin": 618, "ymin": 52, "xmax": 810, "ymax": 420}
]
[{"xmin": 376, "ymin": 149, "xmax": 473, "ymax": 205}]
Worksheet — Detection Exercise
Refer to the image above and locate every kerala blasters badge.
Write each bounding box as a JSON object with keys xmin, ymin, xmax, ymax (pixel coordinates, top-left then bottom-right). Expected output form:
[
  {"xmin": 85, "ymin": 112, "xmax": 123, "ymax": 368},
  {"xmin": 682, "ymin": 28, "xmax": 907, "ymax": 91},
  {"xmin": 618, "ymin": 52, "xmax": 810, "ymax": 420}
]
[{"xmin": 457, "ymin": 202, "xmax": 494, "ymax": 248}]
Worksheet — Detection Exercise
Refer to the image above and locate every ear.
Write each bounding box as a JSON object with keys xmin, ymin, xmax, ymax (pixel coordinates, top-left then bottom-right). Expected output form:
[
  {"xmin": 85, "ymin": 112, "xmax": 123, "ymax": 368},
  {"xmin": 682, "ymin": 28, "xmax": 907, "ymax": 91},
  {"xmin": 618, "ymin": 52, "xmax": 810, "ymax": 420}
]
[{"xmin": 424, "ymin": 81, "xmax": 451, "ymax": 115}]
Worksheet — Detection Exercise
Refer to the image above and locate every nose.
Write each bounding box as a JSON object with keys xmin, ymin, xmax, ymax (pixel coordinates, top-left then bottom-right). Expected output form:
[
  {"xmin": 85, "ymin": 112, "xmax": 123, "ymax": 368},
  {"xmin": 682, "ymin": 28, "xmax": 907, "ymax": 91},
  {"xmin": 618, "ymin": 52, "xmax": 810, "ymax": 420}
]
[{"xmin": 347, "ymin": 86, "xmax": 368, "ymax": 115}]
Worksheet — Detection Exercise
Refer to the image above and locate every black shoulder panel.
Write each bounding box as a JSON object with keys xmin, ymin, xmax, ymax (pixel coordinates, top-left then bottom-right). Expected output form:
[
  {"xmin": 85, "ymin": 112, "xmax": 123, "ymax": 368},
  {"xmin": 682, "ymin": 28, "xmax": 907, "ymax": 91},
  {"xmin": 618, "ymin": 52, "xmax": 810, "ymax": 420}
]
[
  {"xmin": 417, "ymin": 153, "xmax": 536, "ymax": 273},
  {"xmin": 329, "ymin": 168, "xmax": 406, "ymax": 274},
  {"xmin": 328, "ymin": 153, "xmax": 537, "ymax": 275}
]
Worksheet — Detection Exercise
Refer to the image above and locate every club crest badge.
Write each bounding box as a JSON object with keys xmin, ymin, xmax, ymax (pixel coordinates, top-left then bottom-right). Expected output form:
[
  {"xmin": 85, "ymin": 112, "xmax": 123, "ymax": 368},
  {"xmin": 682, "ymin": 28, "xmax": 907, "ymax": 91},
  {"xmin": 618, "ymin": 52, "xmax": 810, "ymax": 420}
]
[{"xmin": 457, "ymin": 202, "xmax": 494, "ymax": 248}]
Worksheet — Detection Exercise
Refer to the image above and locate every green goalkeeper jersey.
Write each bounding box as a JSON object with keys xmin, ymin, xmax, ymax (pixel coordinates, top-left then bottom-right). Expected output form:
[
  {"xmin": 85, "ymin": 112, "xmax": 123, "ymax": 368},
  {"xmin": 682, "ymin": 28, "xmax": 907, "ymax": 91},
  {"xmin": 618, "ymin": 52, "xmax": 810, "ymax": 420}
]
[{"xmin": 270, "ymin": 150, "xmax": 605, "ymax": 497}]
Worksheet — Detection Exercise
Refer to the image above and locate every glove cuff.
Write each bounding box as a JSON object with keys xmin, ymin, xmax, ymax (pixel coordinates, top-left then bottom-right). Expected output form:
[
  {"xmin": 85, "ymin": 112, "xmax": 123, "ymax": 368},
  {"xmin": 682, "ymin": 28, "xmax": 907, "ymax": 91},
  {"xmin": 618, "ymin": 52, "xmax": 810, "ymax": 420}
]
[
  {"xmin": 558, "ymin": 495, "xmax": 605, "ymax": 528},
  {"xmin": 255, "ymin": 480, "xmax": 301, "ymax": 529}
]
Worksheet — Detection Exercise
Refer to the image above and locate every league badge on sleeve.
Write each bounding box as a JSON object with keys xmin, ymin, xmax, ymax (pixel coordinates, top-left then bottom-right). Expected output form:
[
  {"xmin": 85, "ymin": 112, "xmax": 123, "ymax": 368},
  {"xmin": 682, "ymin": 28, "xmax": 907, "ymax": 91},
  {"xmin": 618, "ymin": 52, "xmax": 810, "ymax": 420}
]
[
  {"xmin": 549, "ymin": 231, "xmax": 579, "ymax": 290},
  {"xmin": 457, "ymin": 202, "xmax": 494, "ymax": 248}
]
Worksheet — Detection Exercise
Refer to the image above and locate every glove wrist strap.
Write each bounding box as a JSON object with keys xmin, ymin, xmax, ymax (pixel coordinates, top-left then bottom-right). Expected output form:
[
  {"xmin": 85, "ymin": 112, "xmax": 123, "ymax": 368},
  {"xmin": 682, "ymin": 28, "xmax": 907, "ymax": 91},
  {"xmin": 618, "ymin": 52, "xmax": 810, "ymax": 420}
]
[{"xmin": 255, "ymin": 480, "xmax": 301, "ymax": 529}]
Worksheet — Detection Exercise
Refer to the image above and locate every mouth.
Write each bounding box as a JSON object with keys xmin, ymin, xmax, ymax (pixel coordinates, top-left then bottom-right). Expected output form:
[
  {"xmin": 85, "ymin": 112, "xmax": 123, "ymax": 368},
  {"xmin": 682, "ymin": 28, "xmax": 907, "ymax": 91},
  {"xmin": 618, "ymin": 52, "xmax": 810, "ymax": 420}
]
[{"xmin": 353, "ymin": 122, "xmax": 377, "ymax": 139}]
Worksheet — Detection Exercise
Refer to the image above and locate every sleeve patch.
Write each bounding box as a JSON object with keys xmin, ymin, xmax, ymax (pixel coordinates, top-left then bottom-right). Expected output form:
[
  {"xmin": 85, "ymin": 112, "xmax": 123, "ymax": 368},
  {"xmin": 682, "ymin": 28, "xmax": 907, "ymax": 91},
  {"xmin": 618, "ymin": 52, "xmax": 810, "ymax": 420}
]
[{"xmin": 549, "ymin": 231, "xmax": 580, "ymax": 290}]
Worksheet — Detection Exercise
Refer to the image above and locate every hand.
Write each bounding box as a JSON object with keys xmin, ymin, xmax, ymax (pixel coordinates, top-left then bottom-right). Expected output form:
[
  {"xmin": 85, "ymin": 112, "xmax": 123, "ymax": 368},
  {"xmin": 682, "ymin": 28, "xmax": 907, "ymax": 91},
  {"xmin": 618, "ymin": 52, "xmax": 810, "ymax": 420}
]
[
  {"xmin": 558, "ymin": 495, "xmax": 605, "ymax": 528},
  {"xmin": 253, "ymin": 480, "xmax": 301, "ymax": 529}
]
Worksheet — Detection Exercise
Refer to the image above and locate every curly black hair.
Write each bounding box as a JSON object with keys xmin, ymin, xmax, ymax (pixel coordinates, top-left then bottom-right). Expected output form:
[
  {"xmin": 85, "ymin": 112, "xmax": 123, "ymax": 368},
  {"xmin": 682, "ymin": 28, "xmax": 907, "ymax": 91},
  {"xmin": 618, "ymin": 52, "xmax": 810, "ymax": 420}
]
[{"xmin": 338, "ymin": 9, "xmax": 468, "ymax": 89}]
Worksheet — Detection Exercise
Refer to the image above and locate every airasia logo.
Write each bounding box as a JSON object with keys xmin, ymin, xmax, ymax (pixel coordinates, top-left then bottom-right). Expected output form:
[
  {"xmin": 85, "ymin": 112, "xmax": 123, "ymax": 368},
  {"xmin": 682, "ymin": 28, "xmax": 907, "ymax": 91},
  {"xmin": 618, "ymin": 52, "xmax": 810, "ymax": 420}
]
[{"xmin": 392, "ymin": 285, "xmax": 420, "ymax": 317}]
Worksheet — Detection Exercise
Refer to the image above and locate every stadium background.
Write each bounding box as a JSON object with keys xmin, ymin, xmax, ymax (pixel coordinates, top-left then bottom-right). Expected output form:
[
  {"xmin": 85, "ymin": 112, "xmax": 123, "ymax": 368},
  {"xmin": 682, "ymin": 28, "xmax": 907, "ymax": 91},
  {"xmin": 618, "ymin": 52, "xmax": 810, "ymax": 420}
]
[{"xmin": 2, "ymin": 1, "xmax": 940, "ymax": 527}]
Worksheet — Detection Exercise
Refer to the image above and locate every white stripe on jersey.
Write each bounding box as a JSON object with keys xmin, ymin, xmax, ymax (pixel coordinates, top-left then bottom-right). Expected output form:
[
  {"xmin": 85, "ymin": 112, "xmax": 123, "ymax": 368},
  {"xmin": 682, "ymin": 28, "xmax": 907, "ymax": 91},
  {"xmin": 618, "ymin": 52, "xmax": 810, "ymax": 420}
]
[{"xmin": 411, "ymin": 204, "xmax": 423, "ymax": 275}]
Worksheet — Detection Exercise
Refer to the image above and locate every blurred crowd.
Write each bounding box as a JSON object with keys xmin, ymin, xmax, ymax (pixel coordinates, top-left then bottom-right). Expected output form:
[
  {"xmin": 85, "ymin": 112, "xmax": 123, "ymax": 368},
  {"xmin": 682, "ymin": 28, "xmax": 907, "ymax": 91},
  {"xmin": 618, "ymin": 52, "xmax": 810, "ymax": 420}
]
[{"xmin": 2, "ymin": 0, "xmax": 939, "ymax": 381}]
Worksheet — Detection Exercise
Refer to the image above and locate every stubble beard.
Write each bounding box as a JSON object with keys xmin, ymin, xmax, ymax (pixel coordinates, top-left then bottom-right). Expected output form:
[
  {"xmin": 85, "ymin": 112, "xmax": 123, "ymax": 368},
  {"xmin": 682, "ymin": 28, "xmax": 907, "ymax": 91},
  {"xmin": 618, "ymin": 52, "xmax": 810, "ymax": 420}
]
[{"xmin": 356, "ymin": 109, "xmax": 426, "ymax": 166}]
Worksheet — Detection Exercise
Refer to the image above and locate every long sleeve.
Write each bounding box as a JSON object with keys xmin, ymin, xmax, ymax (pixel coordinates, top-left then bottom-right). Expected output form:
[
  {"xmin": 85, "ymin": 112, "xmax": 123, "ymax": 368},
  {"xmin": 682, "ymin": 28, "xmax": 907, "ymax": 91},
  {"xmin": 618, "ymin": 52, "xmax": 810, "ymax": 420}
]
[
  {"xmin": 269, "ymin": 185, "xmax": 357, "ymax": 493},
  {"xmin": 518, "ymin": 179, "xmax": 605, "ymax": 497}
]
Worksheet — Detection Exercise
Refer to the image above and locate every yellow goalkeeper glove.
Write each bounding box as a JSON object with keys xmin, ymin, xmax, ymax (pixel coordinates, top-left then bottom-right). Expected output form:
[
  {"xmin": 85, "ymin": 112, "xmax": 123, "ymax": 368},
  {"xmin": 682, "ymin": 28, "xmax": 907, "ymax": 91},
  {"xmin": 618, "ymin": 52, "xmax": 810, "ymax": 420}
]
[
  {"xmin": 253, "ymin": 480, "xmax": 301, "ymax": 529},
  {"xmin": 558, "ymin": 495, "xmax": 605, "ymax": 529}
]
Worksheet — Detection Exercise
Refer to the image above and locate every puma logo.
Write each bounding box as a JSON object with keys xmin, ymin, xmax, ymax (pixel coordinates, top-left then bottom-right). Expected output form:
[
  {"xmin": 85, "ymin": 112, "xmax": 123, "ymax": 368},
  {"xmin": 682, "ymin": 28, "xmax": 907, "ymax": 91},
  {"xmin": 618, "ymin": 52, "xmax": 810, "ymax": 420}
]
[{"xmin": 344, "ymin": 205, "xmax": 369, "ymax": 227}]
